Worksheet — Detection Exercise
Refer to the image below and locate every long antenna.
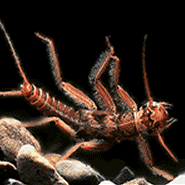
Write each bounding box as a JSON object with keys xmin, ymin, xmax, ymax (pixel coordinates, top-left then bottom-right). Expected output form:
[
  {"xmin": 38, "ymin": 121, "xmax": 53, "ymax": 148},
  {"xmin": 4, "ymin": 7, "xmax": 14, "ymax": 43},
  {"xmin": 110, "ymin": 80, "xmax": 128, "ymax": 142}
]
[
  {"xmin": 142, "ymin": 35, "xmax": 153, "ymax": 105},
  {"xmin": 0, "ymin": 21, "xmax": 28, "ymax": 84}
]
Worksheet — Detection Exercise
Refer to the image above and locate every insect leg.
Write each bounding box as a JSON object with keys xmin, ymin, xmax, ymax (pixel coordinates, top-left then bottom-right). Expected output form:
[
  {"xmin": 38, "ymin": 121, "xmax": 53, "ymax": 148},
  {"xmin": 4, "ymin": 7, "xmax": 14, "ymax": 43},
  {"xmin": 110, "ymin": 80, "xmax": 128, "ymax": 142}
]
[
  {"xmin": 107, "ymin": 38, "xmax": 137, "ymax": 111},
  {"xmin": 23, "ymin": 117, "xmax": 77, "ymax": 138},
  {"xmin": 35, "ymin": 33, "xmax": 97, "ymax": 111},
  {"xmin": 89, "ymin": 37, "xmax": 116, "ymax": 113},
  {"xmin": 58, "ymin": 139, "xmax": 108, "ymax": 161},
  {"xmin": 136, "ymin": 135, "xmax": 174, "ymax": 181}
]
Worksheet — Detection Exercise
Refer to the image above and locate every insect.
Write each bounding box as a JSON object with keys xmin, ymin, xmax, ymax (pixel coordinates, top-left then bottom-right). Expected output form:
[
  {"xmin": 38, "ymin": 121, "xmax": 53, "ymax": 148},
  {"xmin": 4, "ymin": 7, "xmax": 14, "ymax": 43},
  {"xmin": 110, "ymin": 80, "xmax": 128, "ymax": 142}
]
[{"xmin": 0, "ymin": 21, "xmax": 177, "ymax": 181}]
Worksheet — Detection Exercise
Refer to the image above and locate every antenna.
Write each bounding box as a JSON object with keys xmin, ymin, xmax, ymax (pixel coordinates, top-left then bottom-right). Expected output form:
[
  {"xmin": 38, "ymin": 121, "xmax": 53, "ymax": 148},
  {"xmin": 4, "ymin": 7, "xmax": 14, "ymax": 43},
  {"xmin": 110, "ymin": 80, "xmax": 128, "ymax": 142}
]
[
  {"xmin": 0, "ymin": 21, "xmax": 29, "ymax": 84},
  {"xmin": 142, "ymin": 34, "xmax": 153, "ymax": 105}
]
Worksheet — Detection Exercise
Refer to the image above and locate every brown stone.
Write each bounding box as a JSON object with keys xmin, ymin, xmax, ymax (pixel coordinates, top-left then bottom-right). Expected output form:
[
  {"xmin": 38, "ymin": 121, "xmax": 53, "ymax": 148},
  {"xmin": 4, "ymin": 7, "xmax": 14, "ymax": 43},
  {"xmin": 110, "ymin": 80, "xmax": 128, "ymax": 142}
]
[
  {"xmin": 122, "ymin": 178, "xmax": 153, "ymax": 185},
  {"xmin": 17, "ymin": 145, "xmax": 69, "ymax": 185},
  {"xmin": 0, "ymin": 117, "xmax": 41, "ymax": 164},
  {"xmin": 56, "ymin": 158, "xmax": 105, "ymax": 184}
]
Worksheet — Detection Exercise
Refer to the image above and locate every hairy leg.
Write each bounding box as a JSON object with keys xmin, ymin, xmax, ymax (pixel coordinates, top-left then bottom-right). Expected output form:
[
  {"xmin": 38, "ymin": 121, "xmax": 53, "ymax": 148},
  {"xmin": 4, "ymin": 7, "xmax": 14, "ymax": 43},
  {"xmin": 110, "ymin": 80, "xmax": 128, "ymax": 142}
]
[
  {"xmin": 107, "ymin": 37, "xmax": 137, "ymax": 111},
  {"xmin": 89, "ymin": 37, "xmax": 116, "ymax": 113},
  {"xmin": 59, "ymin": 139, "xmax": 108, "ymax": 161},
  {"xmin": 23, "ymin": 117, "xmax": 77, "ymax": 138},
  {"xmin": 136, "ymin": 134, "xmax": 174, "ymax": 181},
  {"xmin": 36, "ymin": 33, "xmax": 97, "ymax": 111}
]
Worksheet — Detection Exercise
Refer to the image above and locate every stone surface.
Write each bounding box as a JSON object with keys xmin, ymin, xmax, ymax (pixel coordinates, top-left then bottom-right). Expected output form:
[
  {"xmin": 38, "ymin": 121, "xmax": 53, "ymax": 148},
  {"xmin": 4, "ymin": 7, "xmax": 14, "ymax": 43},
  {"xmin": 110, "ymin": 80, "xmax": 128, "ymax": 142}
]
[
  {"xmin": 0, "ymin": 117, "xmax": 41, "ymax": 164},
  {"xmin": 123, "ymin": 178, "xmax": 153, "ymax": 185},
  {"xmin": 17, "ymin": 145, "xmax": 68, "ymax": 185},
  {"xmin": 56, "ymin": 158, "xmax": 105, "ymax": 185},
  {"xmin": 113, "ymin": 166, "xmax": 135, "ymax": 185},
  {"xmin": 99, "ymin": 178, "xmax": 153, "ymax": 185},
  {"xmin": 99, "ymin": 180, "xmax": 116, "ymax": 185},
  {"xmin": 167, "ymin": 173, "xmax": 185, "ymax": 184}
]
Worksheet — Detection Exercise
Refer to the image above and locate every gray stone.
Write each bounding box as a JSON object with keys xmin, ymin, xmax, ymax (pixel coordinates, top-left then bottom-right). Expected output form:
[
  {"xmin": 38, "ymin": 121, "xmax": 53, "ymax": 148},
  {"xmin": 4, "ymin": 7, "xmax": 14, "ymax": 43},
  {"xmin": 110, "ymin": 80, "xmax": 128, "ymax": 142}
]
[
  {"xmin": 0, "ymin": 117, "xmax": 41, "ymax": 164},
  {"xmin": 99, "ymin": 181, "xmax": 116, "ymax": 185},
  {"xmin": 56, "ymin": 158, "xmax": 105, "ymax": 185},
  {"xmin": 113, "ymin": 166, "xmax": 135, "ymax": 185},
  {"xmin": 167, "ymin": 173, "xmax": 185, "ymax": 184},
  {"xmin": 122, "ymin": 178, "xmax": 153, "ymax": 185},
  {"xmin": 99, "ymin": 178, "xmax": 153, "ymax": 185},
  {"xmin": 17, "ymin": 145, "xmax": 68, "ymax": 185}
]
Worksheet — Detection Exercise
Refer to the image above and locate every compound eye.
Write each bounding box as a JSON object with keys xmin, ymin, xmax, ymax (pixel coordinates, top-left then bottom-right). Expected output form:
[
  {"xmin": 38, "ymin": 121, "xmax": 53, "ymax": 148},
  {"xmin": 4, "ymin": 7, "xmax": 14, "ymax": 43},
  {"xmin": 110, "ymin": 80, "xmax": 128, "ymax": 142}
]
[{"xmin": 151, "ymin": 102, "xmax": 157, "ymax": 108}]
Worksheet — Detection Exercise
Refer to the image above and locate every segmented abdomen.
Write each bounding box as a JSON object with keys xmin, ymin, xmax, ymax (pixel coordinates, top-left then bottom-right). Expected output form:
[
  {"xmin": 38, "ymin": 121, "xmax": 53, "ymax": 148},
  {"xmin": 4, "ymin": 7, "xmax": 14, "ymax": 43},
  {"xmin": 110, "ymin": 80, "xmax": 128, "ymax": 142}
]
[{"xmin": 21, "ymin": 83, "xmax": 80, "ymax": 128}]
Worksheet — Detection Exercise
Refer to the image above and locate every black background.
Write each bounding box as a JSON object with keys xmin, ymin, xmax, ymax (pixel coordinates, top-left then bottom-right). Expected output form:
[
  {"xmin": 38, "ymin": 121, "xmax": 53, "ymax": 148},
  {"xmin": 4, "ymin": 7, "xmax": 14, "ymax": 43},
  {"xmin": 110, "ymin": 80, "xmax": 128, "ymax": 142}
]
[{"xmin": 0, "ymin": 10, "xmax": 184, "ymax": 184}]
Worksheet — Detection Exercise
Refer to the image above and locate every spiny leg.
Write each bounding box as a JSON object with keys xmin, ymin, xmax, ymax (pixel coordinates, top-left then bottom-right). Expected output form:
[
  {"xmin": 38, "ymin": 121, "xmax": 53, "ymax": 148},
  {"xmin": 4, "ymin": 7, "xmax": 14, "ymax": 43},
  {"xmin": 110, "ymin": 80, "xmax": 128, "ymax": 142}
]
[
  {"xmin": 35, "ymin": 33, "xmax": 97, "ymax": 111},
  {"xmin": 58, "ymin": 139, "xmax": 109, "ymax": 161},
  {"xmin": 89, "ymin": 36, "xmax": 116, "ymax": 113},
  {"xmin": 23, "ymin": 116, "xmax": 77, "ymax": 139},
  {"xmin": 107, "ymin": 37, "xmax": 137, "ymax": 111},
  {"xmin": 156, "ymin": 129, "xmax": 178, "ymax": 162},
  {"xmin": 136, "ymin": 134, "xmax": 174, "ymax": 181}
]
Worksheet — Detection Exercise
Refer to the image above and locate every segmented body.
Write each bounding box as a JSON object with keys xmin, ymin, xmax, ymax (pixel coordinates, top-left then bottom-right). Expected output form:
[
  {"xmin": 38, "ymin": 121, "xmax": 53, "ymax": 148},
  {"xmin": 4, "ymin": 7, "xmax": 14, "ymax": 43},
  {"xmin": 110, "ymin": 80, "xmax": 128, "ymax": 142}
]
[
  {"xmin": 21, "ymin": 82, "xmax": 137, "ymax": 142},
  {"xmin": 0, "ymin": 21, "xmax": 178, "ymax": 181},
  {"xmin": 21, "ymin": 83, "xmax": 81, "ymax": 129}
]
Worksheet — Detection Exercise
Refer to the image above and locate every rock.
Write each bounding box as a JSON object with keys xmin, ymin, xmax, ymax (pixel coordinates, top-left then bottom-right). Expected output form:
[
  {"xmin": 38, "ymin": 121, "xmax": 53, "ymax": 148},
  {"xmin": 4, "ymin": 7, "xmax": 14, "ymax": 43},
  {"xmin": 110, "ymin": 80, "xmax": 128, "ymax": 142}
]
[
  {"xmin": 167, "ymin": 173, "xmax": 185, "ymax": 184},
  {"xmin": 113, "ymin": 166, "xmax": 135, "ymax": 185},
  {"xmin": 56, "ymin": 158, "xmax": 105, "ymax": 185},
  {"xmin": 123, "ymin": 178, "xmax": 153, "ymax": 185},
  {"xmin": 98, "ymin": 178, "xmax": 153, "ymax": 185},
  {"xmin": 0, "ymin": 117, "xmax": 41, "ymax": 164},
  {"xmin": 17, "ymin": 145, "xmax": 69, "ymax": 185},
  {"xmin": 3, "ymin": 178, "xmax": 26, "ymax": 185},
  {"xmin": 99, "ymin": 180, "xmax": 116, "ymax": 185},
  {"xmin": 0, "ymin": 161, "xmax": 18, "ymax": 180}
]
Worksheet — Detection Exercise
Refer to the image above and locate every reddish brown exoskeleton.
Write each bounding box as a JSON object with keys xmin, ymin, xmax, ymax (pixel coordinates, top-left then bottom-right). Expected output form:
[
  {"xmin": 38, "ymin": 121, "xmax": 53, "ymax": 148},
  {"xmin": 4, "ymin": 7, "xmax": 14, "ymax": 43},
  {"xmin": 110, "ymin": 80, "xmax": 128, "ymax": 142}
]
[{"xmin": 0, "ymin": 21, "xmax": 177, "ymax": 181}]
